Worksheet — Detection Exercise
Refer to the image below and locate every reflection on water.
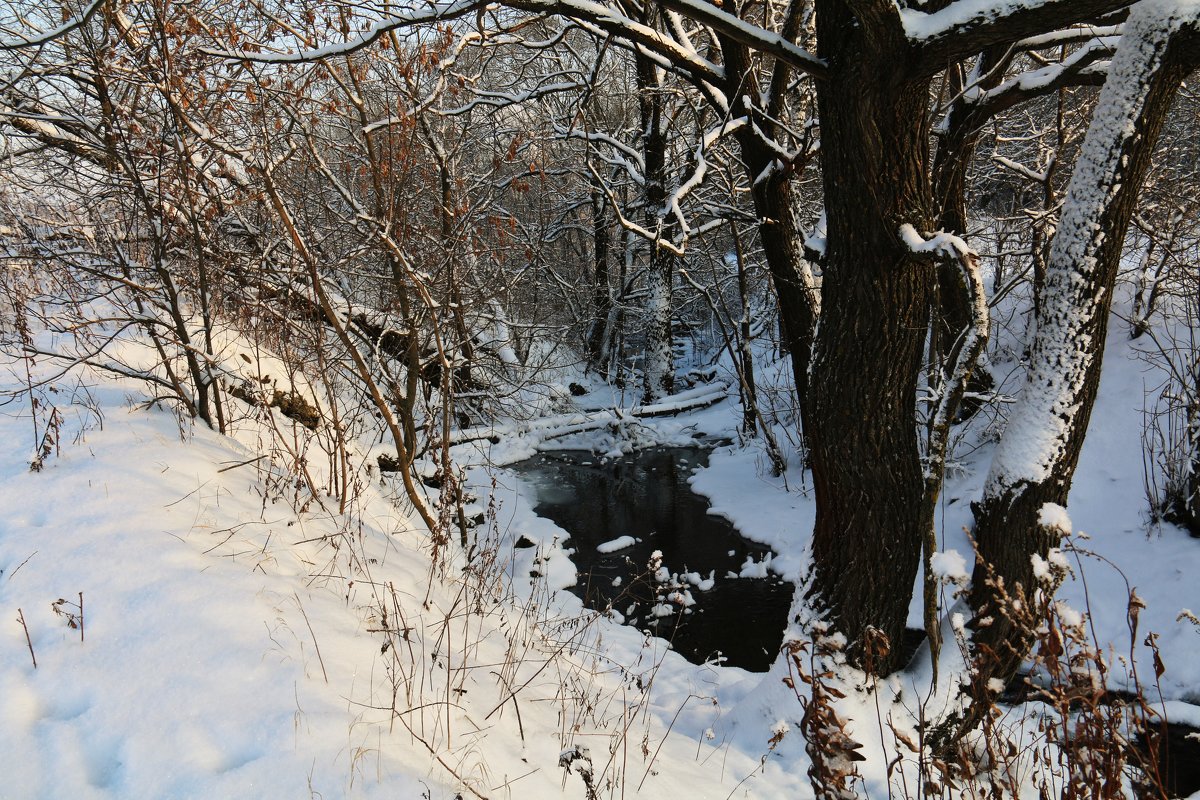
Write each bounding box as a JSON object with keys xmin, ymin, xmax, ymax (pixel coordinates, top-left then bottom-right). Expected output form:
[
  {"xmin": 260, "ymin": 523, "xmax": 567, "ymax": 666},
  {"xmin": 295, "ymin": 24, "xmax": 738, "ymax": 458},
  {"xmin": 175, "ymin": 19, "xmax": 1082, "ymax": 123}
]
[{"xmin": 512, "ymin": 447, "xmax": 793, "ymax": 671}]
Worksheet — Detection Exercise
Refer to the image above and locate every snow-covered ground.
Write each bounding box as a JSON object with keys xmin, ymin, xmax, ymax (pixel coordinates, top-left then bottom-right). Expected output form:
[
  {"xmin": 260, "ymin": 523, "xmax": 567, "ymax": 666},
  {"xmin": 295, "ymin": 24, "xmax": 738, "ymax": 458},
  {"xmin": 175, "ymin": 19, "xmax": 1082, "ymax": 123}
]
[
  {"xmin": 0, "ymin": 357, "xmax": 806, "ymax": 798},
  {"xmin": 3, "ymin": 278, "xmax": 1199, "ymax": 799}
]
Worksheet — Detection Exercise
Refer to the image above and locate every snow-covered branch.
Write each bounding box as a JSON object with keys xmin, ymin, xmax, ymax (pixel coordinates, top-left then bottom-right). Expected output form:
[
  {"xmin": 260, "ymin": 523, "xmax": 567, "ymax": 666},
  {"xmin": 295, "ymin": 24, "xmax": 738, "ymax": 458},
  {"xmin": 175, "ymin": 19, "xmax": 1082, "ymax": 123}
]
[
  {"xmin": 898, "ymin": 223, "xmax": 973, "ymax": 262},
  {"xmin": 662, "ymin": 117, "xmax": 748, "ymax": 240},
  {"xmin": 555, "ymin": 126, "xmax": 647, "ymax": 183},
  {"xmin": 991, "ymin": 154, "xmax": 1051, "ymax": 184},
  {"xmin": 965, "ymin": 35, "xmax": 1117, "ymax": 117},
  {"xmin": 0, "ymin": 0, "xmax": 106, "ymax": 49},
  {"xmin": 906, "ymin": 0, "xmax": 1134, "ymax": 73},
  {"xmin": 656, "ymin": 0, "xmax": 827, "ymax": 77}
]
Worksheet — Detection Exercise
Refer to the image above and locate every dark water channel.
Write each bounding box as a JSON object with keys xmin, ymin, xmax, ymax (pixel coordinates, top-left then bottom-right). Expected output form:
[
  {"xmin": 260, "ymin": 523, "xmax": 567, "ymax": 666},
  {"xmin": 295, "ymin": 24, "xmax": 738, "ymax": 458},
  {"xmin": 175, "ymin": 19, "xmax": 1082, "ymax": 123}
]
[{"xmin": 512, "ymin": 447, "xmax": 793, "ymax": 671}]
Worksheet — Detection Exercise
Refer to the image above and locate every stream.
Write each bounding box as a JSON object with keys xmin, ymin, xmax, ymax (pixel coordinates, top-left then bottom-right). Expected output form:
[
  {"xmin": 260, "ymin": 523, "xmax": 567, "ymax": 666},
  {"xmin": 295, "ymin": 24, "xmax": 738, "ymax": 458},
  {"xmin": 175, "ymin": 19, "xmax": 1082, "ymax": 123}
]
[
  {"xmin": 511, "ymin": 446, "xmax": 793, "ymax": 671},
  {"xmin": 510, "ymin": 448, "xmax": 1200, "ymax": 795}
]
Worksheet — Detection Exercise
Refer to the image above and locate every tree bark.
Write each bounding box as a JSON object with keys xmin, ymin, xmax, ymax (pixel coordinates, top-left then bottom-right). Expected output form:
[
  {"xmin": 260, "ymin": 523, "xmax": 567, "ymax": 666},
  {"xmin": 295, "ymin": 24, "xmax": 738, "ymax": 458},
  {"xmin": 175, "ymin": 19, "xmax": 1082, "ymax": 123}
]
[{"xmin": 801, "ymin": 0, "xmax": 938, "ymax": 671}]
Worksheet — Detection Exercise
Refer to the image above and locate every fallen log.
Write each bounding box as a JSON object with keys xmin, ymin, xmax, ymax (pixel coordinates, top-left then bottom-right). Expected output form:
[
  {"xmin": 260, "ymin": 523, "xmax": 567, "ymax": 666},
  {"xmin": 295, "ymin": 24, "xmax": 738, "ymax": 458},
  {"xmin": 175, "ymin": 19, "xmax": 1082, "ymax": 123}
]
[{"xmin": 450, "ymin": 382, "xmax": 730, "ymax": 447}]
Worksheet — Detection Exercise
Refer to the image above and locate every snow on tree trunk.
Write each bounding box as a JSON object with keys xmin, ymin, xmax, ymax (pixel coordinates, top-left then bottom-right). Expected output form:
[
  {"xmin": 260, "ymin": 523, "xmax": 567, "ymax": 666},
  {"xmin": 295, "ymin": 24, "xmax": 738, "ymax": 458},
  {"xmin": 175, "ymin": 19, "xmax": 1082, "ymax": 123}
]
[{"xmin": 953, "ymin": 1, "xmax": 1200, "ymax": 743}]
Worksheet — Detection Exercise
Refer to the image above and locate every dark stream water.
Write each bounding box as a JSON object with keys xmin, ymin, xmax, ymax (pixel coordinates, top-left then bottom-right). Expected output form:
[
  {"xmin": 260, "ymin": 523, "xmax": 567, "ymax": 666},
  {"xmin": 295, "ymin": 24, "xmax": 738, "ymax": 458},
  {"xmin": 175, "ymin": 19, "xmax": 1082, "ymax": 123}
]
[{"xmin": 512, "ymin": 447, "xmax": 793, "ymax": 671}]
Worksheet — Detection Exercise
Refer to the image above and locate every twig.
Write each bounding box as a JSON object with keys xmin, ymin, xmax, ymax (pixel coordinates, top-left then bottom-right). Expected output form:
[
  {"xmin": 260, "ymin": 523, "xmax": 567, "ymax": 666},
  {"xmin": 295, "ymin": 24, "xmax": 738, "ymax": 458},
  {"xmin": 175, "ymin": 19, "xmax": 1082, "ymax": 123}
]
[
  {"xmin": 78, "ymin": 591, "xmax": 84, "ymax": 644},
  {"xmin": 294, "ymin": 592, "xmax": 328, "ymax": 683},
  {"xmin": 490, "ymin": 670, "xmax": 526, "ymax": 743},
  {"xmin": 490, "ymin": 767, "xmax": 539, "ymax": 793},
  {"xmin": 392, "ymin": 707, "xmax": 491, "ymax": 800},
  {"xmin": 217, "ymin": 455, "xmax": 268, "ymax": 473},
  {"xmin": 638, "ymin": 695, "xmax": 694, "ymax": 791},
  {"xmin": 6, "ymin": 550, "xmax": 37, "ymax": 582},
  {"xmin": 17, "ymin": 609, "xmax": 36, "ymax": 668}
]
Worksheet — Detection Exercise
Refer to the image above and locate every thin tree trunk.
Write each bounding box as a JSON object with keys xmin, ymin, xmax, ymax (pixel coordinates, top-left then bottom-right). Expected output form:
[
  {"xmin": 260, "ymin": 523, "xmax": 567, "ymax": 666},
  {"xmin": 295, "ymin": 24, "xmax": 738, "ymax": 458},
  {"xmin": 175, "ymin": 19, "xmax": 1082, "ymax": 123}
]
[
  {"xmin": 730, "ymin": 220, "xmax": 759, "ymax": 436},
  {"xmin": 721, "ymin": 30, "xmax": 820, "ymax": 414},
  {"xmin": 637, "ymin": 48, "xmax": 675, "ymax": 403},
  {"xmin": 587, "ymin": 169, "xmax": 613, "ymax": 371},
  {"xmin": 930, "ymin": 50, "xmax": 1007, "ymax": 412}
]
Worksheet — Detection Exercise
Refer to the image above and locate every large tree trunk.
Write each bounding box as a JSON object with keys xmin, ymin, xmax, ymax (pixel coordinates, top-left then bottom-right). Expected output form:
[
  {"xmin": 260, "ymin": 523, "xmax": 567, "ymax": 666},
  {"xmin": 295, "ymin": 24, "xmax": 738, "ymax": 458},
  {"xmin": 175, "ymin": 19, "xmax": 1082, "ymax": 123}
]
[
  {"xmin": 954, "ymin": 8, "xmax": 1199, "ymax": 741},
  {"xmin": 802, "ymin": 0, "xmax": 937, "ymax": 672}
]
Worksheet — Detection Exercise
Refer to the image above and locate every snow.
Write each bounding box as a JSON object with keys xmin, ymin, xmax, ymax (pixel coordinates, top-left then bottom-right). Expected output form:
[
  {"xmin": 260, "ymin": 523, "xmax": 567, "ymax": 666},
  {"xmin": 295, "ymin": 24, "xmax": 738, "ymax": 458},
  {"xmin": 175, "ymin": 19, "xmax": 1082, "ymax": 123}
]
[
  {"xmin": 1055, "ymin": 600, "xmax": 1085, "ymax": 629},
  {"xmin": 650, "ymin": 602, "xmax": 676, "ymax": 618},
  {"xmin": 803, "ymin": 210, "xmax": 827, "ymax": 257},
  {"xmin": 898, "ymin": 223, "xmax": 974, "ymax": 261},
  {"xmin": 738, "ymin": 553, "xmax": 773, "ymax": 578},
  {"xmin": 596, "ymin": 535, "xmax": 637, "ymax": 553},
  {"xmin": 0, "ymin": 393, "xmax": 427, "ymax": 797},
  {"xmin": 1039, "ymin": 502, "xmax": 1073, "ymax": 534},
  {"xmin": 6, "ymin": 299, "xmax": 1200, "ymax": 798},
  {"xmin": 666, "ymin": 588, "xmax": 696, "ymax": 608},
  {"xmin": 1031, "ymin": 551, "xmax": 1052, "ymax": 581},
  {"xmin": 930, "ymin": 549, "xmax": 970, "ymax": 586}
]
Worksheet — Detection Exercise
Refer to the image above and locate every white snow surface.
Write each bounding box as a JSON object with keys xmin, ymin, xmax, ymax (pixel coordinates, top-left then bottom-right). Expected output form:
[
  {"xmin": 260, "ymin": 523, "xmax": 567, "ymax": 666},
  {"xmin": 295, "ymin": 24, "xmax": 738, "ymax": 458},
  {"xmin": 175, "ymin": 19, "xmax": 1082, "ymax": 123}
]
[
  {"xmin": 0, "ymin": 358, "xmax": 797, "ymax": 798},
  {"xmin": 6, "ymin": 293, "xmax": 1200, "ymax": 798},
  {"xmin": 0, "ymin": 389, "xmax": 424, "ymax": 797}
]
